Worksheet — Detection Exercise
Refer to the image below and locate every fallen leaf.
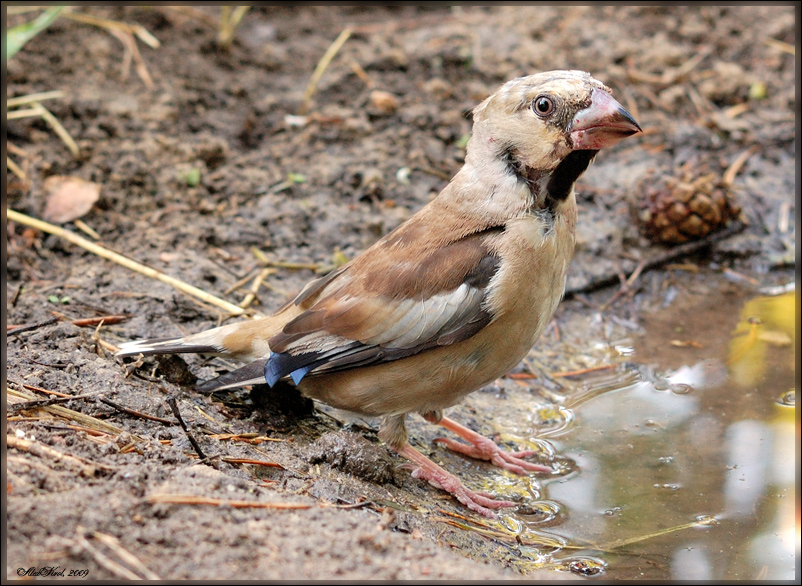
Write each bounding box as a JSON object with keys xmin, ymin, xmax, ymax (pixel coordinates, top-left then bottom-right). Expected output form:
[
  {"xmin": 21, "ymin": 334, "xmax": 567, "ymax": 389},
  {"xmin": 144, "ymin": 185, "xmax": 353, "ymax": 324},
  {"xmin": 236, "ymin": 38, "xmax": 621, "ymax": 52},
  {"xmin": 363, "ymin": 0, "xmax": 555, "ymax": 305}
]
[{"xmin": 42, "ymin": 176, "xmax": 101, "ymax": 223}]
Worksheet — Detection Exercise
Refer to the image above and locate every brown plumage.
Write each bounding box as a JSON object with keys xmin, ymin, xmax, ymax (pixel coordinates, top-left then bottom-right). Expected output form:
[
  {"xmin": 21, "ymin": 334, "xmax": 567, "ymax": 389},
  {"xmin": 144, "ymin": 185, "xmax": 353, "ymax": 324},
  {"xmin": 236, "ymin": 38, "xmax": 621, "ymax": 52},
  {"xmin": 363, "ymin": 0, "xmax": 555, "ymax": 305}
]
[{"xmin": 118, "ymin": 70, "xmax": 641, "ymax": 516}]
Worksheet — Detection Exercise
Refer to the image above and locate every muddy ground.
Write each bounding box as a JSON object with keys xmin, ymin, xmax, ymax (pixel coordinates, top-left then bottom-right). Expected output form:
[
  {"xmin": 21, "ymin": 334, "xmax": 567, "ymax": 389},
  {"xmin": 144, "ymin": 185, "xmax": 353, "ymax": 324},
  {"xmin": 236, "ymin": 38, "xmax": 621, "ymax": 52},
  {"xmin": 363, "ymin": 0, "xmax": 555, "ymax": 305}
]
[{"xmin": 5, "ymin": 5, "xmax": 796, "ymax": 580}]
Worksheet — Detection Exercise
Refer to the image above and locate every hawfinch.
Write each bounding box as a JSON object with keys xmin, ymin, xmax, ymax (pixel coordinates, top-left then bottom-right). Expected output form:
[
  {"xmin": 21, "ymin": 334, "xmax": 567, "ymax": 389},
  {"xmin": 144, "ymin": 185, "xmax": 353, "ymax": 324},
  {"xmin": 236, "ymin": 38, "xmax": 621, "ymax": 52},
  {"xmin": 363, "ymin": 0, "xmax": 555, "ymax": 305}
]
[{"xmin": 118, "ymin": 70, "xmax": 641, "ymax": 516}]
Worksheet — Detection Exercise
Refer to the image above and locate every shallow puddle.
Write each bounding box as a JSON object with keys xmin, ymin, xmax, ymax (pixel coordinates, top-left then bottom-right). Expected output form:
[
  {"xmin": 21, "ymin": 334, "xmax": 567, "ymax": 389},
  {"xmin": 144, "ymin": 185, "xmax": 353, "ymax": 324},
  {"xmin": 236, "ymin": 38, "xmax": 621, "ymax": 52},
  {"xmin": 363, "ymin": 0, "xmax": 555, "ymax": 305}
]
[
  {"xmin": 460, "ymin": 286, "xmax": 797, "ymax": 579},
  {"xmin": 535, "ymin": 289, "xmax": 797, "ymax": 579}
]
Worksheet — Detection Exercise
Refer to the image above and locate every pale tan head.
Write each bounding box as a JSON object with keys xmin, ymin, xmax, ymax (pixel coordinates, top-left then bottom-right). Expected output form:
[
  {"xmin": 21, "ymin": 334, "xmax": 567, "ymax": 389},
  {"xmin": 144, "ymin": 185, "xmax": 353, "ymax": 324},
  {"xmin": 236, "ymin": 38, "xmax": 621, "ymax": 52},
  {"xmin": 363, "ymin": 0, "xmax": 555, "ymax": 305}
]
[{"xmin": 469, "ymin": 70, "xmax": 640, "ymax": 173}]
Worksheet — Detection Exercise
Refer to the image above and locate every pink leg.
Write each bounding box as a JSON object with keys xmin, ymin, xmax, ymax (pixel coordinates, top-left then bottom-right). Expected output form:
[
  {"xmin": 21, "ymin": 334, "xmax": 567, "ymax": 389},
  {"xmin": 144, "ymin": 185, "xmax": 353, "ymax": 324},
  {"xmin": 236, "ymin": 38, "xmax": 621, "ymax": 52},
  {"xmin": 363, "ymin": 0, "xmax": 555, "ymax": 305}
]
[
  {"xmin": 432, "ymin": 416, "xmax": 552, "ymax": 475},
  {"xmin": 396, "ymin": 443, "xmax": 517, "ymax": 518}
]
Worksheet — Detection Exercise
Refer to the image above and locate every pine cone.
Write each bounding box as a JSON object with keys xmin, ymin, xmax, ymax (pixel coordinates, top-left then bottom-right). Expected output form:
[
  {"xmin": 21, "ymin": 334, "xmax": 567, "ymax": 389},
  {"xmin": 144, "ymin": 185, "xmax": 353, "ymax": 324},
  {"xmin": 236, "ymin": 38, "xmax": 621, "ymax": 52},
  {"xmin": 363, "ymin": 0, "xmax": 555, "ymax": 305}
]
[{"xmin": 633, "ymin": 164, "xmax": 742, "ymax": 245}]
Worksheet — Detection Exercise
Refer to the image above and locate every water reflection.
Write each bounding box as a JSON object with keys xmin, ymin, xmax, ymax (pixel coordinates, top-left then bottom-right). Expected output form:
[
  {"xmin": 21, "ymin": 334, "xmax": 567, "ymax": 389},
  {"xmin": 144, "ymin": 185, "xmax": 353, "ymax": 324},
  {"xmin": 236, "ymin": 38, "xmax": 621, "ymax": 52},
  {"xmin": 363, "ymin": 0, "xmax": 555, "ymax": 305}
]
[
  {"xmin": 530, "ymin": 291, "xmax": 796, "ymax": 579},
  {"xmin": 723, "ymin": 419, "xmax": 771, "ymax": 519},
  {"xmin": 671, "ymin": 544, "xmax": 712, "ymax": 580}
]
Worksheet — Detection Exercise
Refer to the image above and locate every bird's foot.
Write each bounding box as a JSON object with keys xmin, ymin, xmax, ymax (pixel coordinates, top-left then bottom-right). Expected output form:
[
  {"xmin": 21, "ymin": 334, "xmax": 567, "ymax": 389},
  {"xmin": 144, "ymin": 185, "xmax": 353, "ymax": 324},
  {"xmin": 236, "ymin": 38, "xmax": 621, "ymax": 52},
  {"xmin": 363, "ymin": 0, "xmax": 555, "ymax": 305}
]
[
  {"xmin": 433, "ymin": 416, "xmax": 552, "ymax": 475},
  {"xmin": 396, "ymin": 444, "xmax": 516, "ymax": 518}
]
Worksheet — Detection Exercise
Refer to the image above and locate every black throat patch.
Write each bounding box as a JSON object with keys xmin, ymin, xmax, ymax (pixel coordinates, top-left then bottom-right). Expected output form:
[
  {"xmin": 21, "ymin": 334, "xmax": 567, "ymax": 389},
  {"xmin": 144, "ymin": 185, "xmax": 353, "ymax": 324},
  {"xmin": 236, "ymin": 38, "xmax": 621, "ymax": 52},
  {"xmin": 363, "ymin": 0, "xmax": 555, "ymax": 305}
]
[
  {"xmin": 545, "ymin": 149, "xmax": 598, "ymax": 208},
  {"xmin": 504, "ymin": 148, "xmax": 598, "ymax": 213}
]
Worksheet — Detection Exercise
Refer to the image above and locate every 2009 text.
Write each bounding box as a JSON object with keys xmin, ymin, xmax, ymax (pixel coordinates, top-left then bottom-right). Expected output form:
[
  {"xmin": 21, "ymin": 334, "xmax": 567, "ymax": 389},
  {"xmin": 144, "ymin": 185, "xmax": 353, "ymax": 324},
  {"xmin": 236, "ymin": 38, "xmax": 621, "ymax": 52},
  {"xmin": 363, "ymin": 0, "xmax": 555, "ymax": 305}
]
[{"xmin": 17, "ymin": 567, "xmax": 89, "ymax": 578}]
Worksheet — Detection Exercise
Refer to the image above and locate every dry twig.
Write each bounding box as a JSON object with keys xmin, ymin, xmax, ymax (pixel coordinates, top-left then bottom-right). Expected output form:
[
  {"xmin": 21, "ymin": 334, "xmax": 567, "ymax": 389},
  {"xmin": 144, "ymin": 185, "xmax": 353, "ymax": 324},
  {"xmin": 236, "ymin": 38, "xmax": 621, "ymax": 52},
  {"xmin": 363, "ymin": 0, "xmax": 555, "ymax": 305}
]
[
  {"xmin": 166, "ymin": 397, "xmax": 207, "ymax": 460},
  {"xmin": 221, "ymin": 457, "xmax": 284, "ymax": 469},
  {"xmin": 99, "ymin": 398, "xmax": 175, "ymax": 426},
  {"xmin": 7, "ymin": 317, "xmax": 59, "ymax": 334},
  {"xmin": 565, "ymin": 220, "xmax": 747, "ymax": 297}
]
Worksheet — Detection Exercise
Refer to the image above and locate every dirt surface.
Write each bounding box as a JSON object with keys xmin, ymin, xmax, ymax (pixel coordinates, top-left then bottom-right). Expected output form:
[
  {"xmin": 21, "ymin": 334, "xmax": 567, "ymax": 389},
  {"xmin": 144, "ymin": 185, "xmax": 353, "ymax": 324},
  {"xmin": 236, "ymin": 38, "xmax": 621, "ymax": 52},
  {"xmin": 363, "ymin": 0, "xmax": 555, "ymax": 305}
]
[{"xmin": 5, "ymin": 6, "xmax": 795, "ymax": 580}]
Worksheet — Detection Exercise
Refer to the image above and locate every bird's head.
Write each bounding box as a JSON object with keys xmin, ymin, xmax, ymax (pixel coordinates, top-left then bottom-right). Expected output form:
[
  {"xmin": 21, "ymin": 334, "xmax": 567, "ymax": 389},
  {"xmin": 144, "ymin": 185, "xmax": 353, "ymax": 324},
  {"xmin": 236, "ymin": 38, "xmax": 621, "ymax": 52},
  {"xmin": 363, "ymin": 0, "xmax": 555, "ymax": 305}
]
[
  {"xmin": 471, "ymin": 70, "xmax": 641, "ymax": 169},
  {"xmin": 467, "ymin": 71, "xmax": 641, "ymax": 209}
]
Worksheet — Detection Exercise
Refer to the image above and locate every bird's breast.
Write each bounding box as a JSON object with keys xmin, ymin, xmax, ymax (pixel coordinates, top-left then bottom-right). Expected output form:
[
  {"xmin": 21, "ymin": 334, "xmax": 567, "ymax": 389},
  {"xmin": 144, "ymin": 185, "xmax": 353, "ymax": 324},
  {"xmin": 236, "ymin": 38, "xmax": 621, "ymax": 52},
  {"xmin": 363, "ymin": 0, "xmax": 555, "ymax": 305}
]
[
  {"xmin": 486, "ymin": 192, "xmax": 576, "ymax": 325},
  {"xmin": 298, "ymin": 194, "xmax": 578, "ymax": 419}
]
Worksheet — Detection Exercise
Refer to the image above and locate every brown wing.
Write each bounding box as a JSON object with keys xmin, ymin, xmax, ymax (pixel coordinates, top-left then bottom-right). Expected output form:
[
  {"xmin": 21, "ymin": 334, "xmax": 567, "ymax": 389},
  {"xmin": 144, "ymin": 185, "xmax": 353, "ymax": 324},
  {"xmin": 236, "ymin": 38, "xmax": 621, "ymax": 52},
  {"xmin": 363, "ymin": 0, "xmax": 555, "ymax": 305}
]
[{"xmin": 264, "ymin": 226, "xmax": 503, "ymax": 386}]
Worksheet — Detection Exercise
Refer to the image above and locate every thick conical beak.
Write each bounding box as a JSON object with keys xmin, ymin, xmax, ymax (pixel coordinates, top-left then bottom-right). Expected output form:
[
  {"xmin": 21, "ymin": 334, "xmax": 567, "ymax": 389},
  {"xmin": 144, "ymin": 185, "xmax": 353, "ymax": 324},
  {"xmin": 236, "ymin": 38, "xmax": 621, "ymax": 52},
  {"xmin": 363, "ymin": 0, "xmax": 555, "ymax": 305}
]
[{"xmin": 570, "ymin": 88, "xmax": 641, "ymax": 150}]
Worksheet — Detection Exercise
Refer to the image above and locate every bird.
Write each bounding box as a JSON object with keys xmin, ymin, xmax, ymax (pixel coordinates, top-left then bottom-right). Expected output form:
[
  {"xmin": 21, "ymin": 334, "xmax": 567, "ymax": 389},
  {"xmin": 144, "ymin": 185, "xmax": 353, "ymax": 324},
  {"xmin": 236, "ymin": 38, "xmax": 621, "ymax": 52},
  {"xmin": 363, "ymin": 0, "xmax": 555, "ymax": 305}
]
[{"xmin": 117, "ymin": 70, "xmax": 641, "ymax": 517}]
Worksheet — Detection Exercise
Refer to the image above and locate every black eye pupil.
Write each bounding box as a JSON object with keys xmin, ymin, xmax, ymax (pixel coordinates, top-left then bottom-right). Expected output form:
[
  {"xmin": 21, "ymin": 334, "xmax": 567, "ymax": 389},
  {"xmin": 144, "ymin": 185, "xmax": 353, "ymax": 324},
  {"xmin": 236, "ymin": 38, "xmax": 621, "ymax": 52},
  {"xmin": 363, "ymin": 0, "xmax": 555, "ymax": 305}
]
[
  {"xmin": 535, "ymin": 97, "xmax": 553, "ymax": 115},
  {"xmin": 534, "ymin": 96, "xmax": 554, "ymax": 116}
]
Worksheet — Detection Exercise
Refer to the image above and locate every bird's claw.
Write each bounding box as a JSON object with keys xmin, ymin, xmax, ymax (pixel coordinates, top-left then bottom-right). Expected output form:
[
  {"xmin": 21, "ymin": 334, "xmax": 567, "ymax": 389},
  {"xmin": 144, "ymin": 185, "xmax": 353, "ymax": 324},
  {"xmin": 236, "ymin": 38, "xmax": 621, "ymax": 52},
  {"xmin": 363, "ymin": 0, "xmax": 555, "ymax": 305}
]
[
  {"xmin": 434, "ymin": 436, "xmax": 552, "ymax": 475},
  {"xmin": 410, "ymin": 464, "xmax": 517, "ymax": 518}
]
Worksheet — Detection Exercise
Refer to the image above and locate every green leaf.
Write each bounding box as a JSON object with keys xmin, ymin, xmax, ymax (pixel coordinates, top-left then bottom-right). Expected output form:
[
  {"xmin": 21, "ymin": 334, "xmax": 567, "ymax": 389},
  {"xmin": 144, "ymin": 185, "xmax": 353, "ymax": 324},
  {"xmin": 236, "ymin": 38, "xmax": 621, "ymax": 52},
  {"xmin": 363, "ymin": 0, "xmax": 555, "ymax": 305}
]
[
  {"xmin": 181, "ymin": 168, "xmax": 201, "ymax": 187},
  {"xmin": 5, "ymin": 6, "xmax": 66, "ymax": 61}
]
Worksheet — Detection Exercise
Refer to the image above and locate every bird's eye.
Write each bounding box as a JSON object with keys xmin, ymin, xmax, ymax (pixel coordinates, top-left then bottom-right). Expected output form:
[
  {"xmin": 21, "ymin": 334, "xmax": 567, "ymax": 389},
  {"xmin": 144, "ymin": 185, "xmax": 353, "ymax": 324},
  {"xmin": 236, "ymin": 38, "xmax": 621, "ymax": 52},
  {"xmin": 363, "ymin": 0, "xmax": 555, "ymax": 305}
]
[{"xmin": 533, "ymin": 96, "xmax": 554, "ymax": 117}]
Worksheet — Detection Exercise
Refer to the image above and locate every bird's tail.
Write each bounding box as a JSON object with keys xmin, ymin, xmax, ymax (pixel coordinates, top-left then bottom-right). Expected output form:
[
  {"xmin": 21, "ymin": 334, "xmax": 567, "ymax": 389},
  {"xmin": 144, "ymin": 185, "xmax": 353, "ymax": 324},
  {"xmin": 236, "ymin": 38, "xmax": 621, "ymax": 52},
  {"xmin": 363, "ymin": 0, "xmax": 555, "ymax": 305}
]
[
  {"xmin": 195, "ymin": 359, "xmax": 270, "ymax": 393},
  {"xmin": 116, "ymin": 336, "xmax": 223, "ymax": 357},
  {"xmin": 116, "ymin": 319, "xmax": 279, "ymax": 392},
  {"xmin": 116, "ymin": 316, "xmax": 279, "ymax": 360}
]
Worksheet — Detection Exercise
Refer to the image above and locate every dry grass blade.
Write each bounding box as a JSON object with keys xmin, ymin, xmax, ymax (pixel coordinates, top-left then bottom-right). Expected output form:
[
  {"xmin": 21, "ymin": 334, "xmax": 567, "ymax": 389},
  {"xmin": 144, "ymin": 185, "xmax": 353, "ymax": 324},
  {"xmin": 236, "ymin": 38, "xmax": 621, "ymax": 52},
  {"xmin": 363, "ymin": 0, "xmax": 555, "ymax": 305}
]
[
  {"xmin": 7, "ymin": 434, "xmax": 113, "ymax": 475},
  {"xmin": 75, "ymin": 529, "xmax": 142, "ymax": 580},
  {"xmin": 300, "ymin": 28, "xmax": 352, "ymax": 114},
  {"xmin": 90, "ymin": 531, "xmax": 162, "ymax": 580},
  {"xmin": 131, "ymin": 24, "xmax": 160, "ymax": 49},
  {"xmin": 34, "ymin": 102, "xmax": 80, "ymax": 156},
  {"xmin": 6, "ymin": 107, "xmax": 45, "ymax": 120},
  {"xmin": 764, "ymin": 37, "xmax": 795, "ymax": 55},
  {"xmin": 7, "ymin": 386, "xmax": 129, "ymax": 437},
  {"xmin": 6, "ymin": 157, "xmax": 26, "ymax": 180},
  {"xmin": 7, "ymin": 102, "xmax": 80, "ymax": 157},
  {"xmin": 146, "ymin": 494, "xmax": 313, "ymax": 509},
  {"xmin": 239, "ymin": 267, "xmax": 276, "ymax": 308},
  {"xmin": 432, "ymin": 515, "xmax": 566, "ymax": 548},
  {"xmin": 597, "ymin": 518, "xmax": 716, "ymax": 550},
  {"xmin": 7, "ymin": 90, "xmax": 65, "ymax": 108},
  {"xmin": 218, "ymin": 5, "xmax": 250, "ymax": 49},
  {"xmin": 251, "ymin": 246, "xmax": 321, "ymax": 271},
  {"xmin": 7, "ymin": 209, "xmax": 248, "ymax": 316},
  {"xmin": 7, "ymin": 142, "xmax": 29, "ymax": 157},
  {"xmin": 435, "ymin": 518, "xmax": 515, "ymax": 541},
  {"xmin": 107, "ymin": 27, "xmax": 154, "ymax": 88},
  {"xmin": 73, "ymin": 219, "xmax": 102, "ymax": 240},
  {"xmin": 62, "ymin": 10, "xmax": 160, "ymax": 47},
  {"xmin": 434, "ymin": 509, "xmax": 567, "ymax": 548},
  {"xmin": 58, "ymin": 9, "xmax": 158, "ymax": 86},
  {"xmin": 223, "ymin": 268, "xmax": 259, "ymax": 295},
  {"xmin": 722, "ymin": 145, "xmax": 760, "ymax": 187},
  {"xmin": 8, "ymin": 390, "xmax": 107, "ymax": 412}
]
